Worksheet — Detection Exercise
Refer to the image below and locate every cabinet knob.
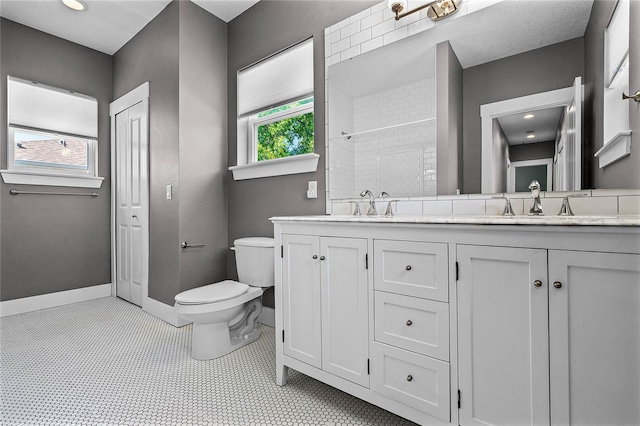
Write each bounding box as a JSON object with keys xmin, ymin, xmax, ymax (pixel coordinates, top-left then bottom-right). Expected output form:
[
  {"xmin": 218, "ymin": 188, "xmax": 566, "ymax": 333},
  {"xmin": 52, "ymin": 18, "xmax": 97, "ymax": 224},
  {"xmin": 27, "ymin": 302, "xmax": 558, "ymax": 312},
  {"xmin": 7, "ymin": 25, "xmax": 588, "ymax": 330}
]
[
  {"xmin": 405, "ymin": 265, "xmax": 412, "ymax": 271},
  {"xmin": 406, "ymin": 375, "xmax": 413, "ymax": 382},
  {"xmin": 312, "ymin": 255, "xmax": 318, "ymax": 259},
  {"xmin": 320, "ymin": 256, "xmax": 326, "ymax": 261},
  {"xmin": 406, "ymin": 319, "xmax": 412, "ymax": 326},
  {"xmin": 533, "ymin": 280, "xmax": 542, "ymax": 287},
  {"xmin": 554, "ymin": 281, "xmax": 562, "ymax": 289}
]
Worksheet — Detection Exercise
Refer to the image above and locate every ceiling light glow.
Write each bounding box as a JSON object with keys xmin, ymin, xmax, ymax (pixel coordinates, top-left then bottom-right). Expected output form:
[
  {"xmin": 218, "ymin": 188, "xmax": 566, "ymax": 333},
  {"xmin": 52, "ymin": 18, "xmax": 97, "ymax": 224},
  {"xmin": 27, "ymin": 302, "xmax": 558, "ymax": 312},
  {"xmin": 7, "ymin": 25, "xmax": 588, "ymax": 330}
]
[
  {"xmin": 62, "ymin": 0, "xmax": 87, "ymax": 11},
  {"xmin": 524, "ymin": 113, "xmax": 535, "ymax": 119}
]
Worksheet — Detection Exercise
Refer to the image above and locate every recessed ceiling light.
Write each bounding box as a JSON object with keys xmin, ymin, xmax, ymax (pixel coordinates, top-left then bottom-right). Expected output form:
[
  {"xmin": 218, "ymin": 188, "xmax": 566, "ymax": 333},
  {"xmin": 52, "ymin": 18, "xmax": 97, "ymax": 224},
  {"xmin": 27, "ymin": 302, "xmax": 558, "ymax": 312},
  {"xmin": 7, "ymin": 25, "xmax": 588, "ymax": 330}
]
[
  {"xmin": 62, "ymin": 0, "xmax": 87, "ymax": 11},
  {"xmin": 524, "ymin": 113, "xmax": 535, "ymax": 119},
  {"xmin": 526, "ymin": 134, "xmax": 536, "ymax": 139}
]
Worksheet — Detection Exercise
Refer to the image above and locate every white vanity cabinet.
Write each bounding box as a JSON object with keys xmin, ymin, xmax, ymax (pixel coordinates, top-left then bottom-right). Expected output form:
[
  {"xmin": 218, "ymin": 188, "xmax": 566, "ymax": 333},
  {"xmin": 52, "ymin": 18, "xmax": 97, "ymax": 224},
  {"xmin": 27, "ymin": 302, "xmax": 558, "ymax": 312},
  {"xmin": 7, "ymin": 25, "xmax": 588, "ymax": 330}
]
[
  {"xmin": 273, "ymin": 217, "xmax": 639, "ymax": 426},
  {"xmin": 281, "ymin": 234, "xmax": 369, "ymax": 387},
  {"xmin": 457, "ymin": 245, "xmax": 640, "ymax": 426}
]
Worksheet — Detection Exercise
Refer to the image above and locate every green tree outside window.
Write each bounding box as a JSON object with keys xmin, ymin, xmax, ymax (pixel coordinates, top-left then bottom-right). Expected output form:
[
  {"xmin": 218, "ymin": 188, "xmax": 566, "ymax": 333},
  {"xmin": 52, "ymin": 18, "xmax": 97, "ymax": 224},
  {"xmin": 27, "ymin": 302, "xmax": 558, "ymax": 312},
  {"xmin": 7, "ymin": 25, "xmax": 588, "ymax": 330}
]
[{"xmin": 257, "ymin": 112, "xmax": 314, "ymax": 161}]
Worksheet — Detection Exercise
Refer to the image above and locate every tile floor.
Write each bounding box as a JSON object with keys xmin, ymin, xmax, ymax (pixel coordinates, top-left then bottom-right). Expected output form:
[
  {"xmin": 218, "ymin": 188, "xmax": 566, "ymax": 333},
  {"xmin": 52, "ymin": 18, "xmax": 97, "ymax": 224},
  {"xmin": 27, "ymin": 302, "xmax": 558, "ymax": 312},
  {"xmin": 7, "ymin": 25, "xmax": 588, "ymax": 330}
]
[{"xmin": 0, "ymin": 297, "xmax": 415, "ymax": 426}]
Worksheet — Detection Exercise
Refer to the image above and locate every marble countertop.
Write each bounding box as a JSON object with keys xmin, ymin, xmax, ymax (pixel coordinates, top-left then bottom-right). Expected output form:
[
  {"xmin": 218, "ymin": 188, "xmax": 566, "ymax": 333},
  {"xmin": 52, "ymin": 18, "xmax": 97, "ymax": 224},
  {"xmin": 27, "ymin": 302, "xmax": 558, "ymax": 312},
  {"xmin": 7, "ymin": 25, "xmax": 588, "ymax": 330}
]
[{"xmin": 270, "ymin": 214, "xmax": 640, "ymax": 226}]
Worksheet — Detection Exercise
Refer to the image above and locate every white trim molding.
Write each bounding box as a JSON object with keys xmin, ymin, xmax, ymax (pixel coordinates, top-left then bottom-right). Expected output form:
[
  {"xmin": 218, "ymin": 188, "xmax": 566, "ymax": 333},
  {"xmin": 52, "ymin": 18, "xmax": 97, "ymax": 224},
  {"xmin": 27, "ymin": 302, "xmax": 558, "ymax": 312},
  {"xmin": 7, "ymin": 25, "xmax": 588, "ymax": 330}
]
[
  {"xmin": 143, "ymin": 296, "xmax": 191, "ymax": 327},
  {"xmin": 594, "ymin": 130, "xmax": 632, "ymax": 168},
  {"xmin": 229, "ymin": 152, "xmax": 319, "ymax": 180},
  {"xmin": 0, "ymin": 169, "xmax": 104, "ymax": 188},
  {"xmin": 0, "ymin": 284, "xmax": 112, "ymax": 317}
]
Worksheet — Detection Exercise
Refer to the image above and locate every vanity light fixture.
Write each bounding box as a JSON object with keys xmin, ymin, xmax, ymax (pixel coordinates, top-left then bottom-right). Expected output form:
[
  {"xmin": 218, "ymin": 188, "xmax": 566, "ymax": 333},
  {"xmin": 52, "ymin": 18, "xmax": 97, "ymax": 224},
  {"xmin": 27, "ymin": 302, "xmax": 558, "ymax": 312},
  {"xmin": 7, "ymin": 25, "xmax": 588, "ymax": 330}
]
[
  {"xmin": 62, "ymin": 0, "xmax": 87, "ymax": 11},
  {"xmin": 388, "ymin": 0, "xmax": 462, "ymax": 21}
]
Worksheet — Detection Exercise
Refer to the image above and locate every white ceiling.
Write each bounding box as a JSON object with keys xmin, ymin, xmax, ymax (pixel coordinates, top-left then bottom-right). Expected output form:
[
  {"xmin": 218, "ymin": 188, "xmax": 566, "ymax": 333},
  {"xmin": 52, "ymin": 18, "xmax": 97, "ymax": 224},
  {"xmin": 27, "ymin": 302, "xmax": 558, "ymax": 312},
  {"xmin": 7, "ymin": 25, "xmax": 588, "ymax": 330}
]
[
  {"xmin": 497, "ymin": 107, "xmax": 565, "ymax": 146},
  {"xmin": 0, "ymin": 0, "xmax": 260, "ymax": 55}
]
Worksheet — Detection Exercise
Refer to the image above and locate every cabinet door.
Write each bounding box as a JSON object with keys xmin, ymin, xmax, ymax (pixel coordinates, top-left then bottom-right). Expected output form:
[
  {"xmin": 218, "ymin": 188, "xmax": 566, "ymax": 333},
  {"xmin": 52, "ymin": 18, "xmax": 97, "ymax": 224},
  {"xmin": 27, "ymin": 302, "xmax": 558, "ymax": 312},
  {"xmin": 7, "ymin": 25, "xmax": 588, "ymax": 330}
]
[
  {"xmin": 282, "ymin": 234, "xmax": 322, "ymax": 368},
  {"xmin": 549, "ymin": 250, "xmax": 640, "ymax": 426},
  {"xmin": 458, "ymin": 245, "xmax": 549, "ymax": 426},
  {"xmin": 321, "ymin": 237, "xmax": 369, "ymax": 387}
]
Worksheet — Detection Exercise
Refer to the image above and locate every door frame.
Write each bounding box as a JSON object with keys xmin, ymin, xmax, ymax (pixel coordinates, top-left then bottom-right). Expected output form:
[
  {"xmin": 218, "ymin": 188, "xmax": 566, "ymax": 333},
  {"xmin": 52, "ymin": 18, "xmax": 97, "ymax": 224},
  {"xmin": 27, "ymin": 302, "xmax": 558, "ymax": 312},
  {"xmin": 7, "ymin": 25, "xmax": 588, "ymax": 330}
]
[
  {"xmin": 507, "ymin": 158, "xmax": 553, "ymax": 193},
  {"xmin": 480, "ymin": 85, "xmax": 575, "ymax": 193},
  {"xmin": 109, "ymin": 82, "xmax": 149, "ymax": 307}
]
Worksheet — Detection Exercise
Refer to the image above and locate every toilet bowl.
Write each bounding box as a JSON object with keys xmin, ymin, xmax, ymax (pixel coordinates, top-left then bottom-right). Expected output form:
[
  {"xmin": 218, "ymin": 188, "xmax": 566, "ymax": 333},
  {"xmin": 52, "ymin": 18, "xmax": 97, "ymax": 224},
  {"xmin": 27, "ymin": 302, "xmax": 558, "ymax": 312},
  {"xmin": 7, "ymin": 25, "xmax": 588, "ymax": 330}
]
[{"xmin": 174, "ymin": 237, "xmax": 274, "ymax": 360}]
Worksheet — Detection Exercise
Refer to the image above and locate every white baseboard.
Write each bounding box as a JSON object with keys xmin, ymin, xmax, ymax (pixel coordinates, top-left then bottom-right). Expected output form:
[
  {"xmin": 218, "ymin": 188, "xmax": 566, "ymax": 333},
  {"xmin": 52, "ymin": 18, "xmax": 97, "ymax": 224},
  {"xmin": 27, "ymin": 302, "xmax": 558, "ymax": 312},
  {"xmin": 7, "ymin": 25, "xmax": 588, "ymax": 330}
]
[
  {"xmin": 0, "ymin": 284, "xmax": 112, "ymax": 317},
  {"xmin": 143, "ymin": 296, "xmax": 190, "ymax": 327},
  {"xmin": 258, "ymin": 306, "xmax": 275, "ymax": 327}
]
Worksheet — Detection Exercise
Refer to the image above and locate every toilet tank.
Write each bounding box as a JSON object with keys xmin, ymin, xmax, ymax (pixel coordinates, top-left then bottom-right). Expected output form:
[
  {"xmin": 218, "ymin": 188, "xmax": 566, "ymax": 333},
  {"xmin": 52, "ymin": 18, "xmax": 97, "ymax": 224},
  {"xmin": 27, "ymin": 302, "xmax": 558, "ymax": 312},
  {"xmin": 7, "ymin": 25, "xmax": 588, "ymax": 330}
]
[{"xmin": 233, "ymin": 237, "xmax": 275, "ymax": 288}]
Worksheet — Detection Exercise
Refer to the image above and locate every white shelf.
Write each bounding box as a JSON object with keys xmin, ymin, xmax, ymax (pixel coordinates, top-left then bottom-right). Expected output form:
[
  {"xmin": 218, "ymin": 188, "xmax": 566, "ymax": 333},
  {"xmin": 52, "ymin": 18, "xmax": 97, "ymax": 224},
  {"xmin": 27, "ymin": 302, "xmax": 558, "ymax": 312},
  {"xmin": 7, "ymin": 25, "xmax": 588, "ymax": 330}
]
[{"xmin": 594, "ymin": 130, "xmax": 632, "ymax": 168}]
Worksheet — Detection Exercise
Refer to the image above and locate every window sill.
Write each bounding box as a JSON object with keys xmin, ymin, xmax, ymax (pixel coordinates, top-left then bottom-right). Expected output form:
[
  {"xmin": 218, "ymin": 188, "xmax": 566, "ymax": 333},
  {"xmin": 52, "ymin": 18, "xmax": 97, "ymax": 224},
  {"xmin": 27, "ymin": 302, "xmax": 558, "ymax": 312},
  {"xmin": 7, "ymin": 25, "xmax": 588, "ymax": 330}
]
[
  {"xmin": 229, "ymin": 153, "xmax": 320, "ymax": 181},
  {"xmin": 594, "ymin": 130, "xmax": 632, "ymax": 168},
  {"xmin": 0, "ymin": 169, "xmax": 104, "ymax": 188}
]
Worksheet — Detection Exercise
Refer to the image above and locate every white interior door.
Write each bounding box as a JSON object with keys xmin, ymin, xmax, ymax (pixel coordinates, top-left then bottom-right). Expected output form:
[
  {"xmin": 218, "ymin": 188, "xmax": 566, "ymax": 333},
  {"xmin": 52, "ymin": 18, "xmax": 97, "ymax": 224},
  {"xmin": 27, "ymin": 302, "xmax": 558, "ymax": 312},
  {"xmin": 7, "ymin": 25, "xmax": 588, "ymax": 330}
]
[{"xmin": 115, "ymin": 100, "xmax": 148, "ymax": 306}]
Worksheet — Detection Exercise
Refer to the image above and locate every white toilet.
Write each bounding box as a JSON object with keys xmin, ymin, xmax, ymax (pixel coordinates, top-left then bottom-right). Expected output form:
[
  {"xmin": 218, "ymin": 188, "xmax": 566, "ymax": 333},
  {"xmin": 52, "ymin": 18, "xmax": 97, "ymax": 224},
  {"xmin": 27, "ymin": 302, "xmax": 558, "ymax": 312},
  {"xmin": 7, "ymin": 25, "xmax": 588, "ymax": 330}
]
[{"xmin": 174, "ymin": 237, "xmax": 274, "ymax": 360}]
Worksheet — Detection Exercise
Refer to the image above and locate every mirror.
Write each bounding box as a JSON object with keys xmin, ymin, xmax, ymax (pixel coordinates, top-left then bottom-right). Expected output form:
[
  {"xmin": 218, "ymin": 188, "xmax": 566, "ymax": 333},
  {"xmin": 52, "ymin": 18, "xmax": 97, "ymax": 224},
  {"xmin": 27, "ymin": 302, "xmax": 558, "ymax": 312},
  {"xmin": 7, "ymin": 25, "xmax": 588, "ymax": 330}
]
[{"xmin": 326, "ymin": 0, "xmax": 627, "ymax": 197}]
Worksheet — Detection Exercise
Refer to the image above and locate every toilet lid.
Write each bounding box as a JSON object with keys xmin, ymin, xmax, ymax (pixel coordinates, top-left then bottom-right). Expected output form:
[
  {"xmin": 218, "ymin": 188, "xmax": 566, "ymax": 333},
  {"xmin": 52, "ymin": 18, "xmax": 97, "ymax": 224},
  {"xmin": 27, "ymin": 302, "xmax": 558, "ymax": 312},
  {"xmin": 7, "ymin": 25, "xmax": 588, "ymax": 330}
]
[{"xmin": 175, "ymin": 280, "xmax": 249, "ymax": 305}]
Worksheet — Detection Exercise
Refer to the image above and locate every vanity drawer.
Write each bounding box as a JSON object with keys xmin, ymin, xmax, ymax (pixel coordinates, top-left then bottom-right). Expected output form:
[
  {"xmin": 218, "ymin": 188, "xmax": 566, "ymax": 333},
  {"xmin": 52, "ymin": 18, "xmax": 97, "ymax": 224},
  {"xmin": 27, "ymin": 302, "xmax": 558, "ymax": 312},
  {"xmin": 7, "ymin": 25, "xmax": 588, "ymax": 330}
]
[
  {"xmin": 375, "ymin": 291, "xmax": 449, "ymax": 361},
  {"xmin": 372, "ymin": 342, "xmax": 450, "ymax": 421},
  {"xmin": 374, "ymin": 240, "xmax": 448, "ymax": 301}
]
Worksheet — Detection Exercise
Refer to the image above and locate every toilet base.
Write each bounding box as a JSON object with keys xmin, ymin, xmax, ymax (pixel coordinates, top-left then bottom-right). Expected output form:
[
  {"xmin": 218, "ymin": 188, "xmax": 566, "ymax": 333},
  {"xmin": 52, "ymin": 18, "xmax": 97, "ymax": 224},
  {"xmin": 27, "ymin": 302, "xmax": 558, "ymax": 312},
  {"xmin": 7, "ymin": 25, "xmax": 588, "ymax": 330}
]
[{"xmin": 190, "ymin": 298, "xmax": 263, "ymax": 360}]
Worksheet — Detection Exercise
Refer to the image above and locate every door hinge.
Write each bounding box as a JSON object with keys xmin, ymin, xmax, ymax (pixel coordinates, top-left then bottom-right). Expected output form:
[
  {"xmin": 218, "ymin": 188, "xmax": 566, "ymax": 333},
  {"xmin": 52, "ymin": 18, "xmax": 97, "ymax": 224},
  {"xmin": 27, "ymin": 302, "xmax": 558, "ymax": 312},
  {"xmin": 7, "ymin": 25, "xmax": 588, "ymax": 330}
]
[
  {"xmin": 458, "ymin": 390, "xmax": 461, "ymax": 409},
  {"xmin": 367, "ymin": 359, "xmax": 370, "ymax": 375},
  {"xmin": 456, "ymin": 261, "xmax": 459, "ymax": 281},
  {"xmin": 365, "ymin": 253, "xmax": 369, "ymax": 270},
  {"xmin": 281, "ymin": 245, "xmax": 284, "ymax": 258},
  {"xmin": 282, "ymin": 330, "xmax": 285, "ymax": 343}
]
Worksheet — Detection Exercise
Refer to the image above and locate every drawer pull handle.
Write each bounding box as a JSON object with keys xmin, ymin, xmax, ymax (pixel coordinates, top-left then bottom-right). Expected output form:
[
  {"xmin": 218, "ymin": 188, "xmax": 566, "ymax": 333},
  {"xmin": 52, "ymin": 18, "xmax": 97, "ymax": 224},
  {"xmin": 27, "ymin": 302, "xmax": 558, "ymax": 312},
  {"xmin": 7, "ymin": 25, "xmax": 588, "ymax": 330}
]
[
  {"xmin": 406, "ymin": 375, "xmax": 413, "ymax": 382},
  {"xmin": 534, "ymin": 280, "xmax": 542, "ymax": 287},
  {"xmin": 405, "ymin": 265, "xmax": 412, "ymax": 271},
  {"xmin": 406, "ymin": 320, "xmax": 413, "ymax": 326},
  {"xmin": 554, "ymin": 281, "xmax": 562, "ymax": 289},
  {"xmin": 312, "ymin": 255, "xmax": 318, "ymax": 259},
  {"xmin": 320, "ymin": 256, "xmax": 326, "ymax": 261}
]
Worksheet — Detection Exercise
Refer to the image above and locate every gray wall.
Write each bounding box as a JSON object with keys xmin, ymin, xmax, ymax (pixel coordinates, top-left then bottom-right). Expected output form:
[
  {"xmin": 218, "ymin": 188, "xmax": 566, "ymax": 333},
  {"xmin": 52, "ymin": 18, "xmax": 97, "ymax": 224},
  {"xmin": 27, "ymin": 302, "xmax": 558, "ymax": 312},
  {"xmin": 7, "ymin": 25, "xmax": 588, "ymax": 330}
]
[
  {"xmin": 226, "ymin": 0, "xmax": 379, "ymax": 284},
  {"xmin": 113, "ymin": 1, "xmax": 228, "ymax": 305},
  {"xmin": 436, "ymin": 41, "xmax": 463, "ymax": 195},
  {"xmin": 585, "ymin": 0, "xmax": 639, "ymax": 189},
  {"xmin": 462, "ymin": 37, "xmax": 584, "ymax": 194},
  {"xmin": 0, "ymin": 19, "xmax": 112, "ymax": 301}
]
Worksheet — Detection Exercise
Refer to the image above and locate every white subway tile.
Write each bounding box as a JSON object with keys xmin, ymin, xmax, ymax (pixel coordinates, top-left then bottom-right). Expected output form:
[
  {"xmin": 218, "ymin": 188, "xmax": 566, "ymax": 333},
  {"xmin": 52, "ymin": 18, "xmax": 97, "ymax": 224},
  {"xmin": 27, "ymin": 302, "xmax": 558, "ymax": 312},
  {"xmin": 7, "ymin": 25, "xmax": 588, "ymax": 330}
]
[
  {"xmin": 453, "ymin": 200, "xmax": 486, "ymax": 215},
  {"xmin": 361, "ymin": 10, "xmax": 383, "ymax": 30},
  {"xmin": 395, "ymin": 201, "xmax": 423, "ymax": 215},
  {"xmin": 341, "ymin": 21, "xmax": 361, "ymax": 40},
  {"xmin": 423, "ymin": 200, "xmax": 453, "ymax": 215},
  {"xmin": 351, "ymin": 28, "xmax": 372, "ymax": 46},
  {"xmin": 569, "ymin": 196, "xmax": 618, "ymax": 216},
  {"xmin": 330, "ymin": 16, "xmax": 351, "ymax": 33},
  {"xmin": 383, "ymin": 26, "xmax": 408, "ymax": 45},
  {"xmin": 330, "ymin": 29, "xmax": 342, "ymax": 44},
  {"xmin": 371, "ymin": 19, "xmax": 396, "ymax": 38},
  {"xmin": 331, "ymin": 37, "xmax": 350, "ymax": 54},
  {"xmin": 370, "ymin": 1, "xmax": 388, "ymax": 14},
  {"xmin": 361, "ymin": 36, "xmax": 383, "ymax": 54},
  {"xmin": 592, "ymin": 188, "xmax": 640, "ymax": 197},
  {"xmin": 341, "ymin": 45, "xmax": 361, "ymax": 61}
]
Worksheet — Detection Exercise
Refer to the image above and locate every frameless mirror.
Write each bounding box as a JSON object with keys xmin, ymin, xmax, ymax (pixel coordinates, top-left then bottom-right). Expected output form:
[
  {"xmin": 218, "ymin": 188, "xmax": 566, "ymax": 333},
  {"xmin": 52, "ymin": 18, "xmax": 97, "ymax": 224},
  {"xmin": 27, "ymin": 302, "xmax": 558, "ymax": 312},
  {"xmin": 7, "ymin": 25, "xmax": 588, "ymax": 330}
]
[{"xmin": 326, "ymin": 0, "xmax": 634, "ymax": 197}]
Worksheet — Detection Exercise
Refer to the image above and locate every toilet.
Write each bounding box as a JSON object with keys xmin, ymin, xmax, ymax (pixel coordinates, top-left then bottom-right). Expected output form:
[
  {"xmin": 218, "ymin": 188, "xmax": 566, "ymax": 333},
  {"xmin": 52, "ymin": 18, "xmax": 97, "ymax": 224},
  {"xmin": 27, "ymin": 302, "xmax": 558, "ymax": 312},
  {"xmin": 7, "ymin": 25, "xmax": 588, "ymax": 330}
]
[{"xmin": 174, "ymin": 237, "xmax": 274, "ymax": 360}]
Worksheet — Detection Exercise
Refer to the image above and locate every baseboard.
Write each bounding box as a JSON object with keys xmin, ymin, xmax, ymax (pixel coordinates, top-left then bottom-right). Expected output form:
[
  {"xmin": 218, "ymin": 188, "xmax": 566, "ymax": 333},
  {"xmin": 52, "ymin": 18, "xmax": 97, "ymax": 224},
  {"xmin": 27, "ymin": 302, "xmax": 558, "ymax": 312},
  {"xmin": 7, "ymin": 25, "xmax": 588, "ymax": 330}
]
[
  {"xmin": 143, "ymin": 296, "xmax": 190, "ymax": 327},
  {"xmin": 0, "ymin": 284, "xmax": 112, "ymax": 317},
  {"xmin": 258, "ymin": 306, "xmax": 275, "ymax": 327}
]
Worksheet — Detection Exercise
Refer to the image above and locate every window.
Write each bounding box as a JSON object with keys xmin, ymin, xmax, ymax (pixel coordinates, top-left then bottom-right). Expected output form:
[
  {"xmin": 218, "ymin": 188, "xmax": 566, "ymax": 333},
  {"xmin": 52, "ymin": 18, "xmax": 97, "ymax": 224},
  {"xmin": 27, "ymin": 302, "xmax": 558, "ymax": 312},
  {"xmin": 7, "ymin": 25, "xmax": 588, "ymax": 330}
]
[
  {"xmin": 2, "ymin": 76, "xmax": 103, "ymax": 187},
  {"xmin": 231, "ymin": 39, "xmax": 318, "ymax": 180}
]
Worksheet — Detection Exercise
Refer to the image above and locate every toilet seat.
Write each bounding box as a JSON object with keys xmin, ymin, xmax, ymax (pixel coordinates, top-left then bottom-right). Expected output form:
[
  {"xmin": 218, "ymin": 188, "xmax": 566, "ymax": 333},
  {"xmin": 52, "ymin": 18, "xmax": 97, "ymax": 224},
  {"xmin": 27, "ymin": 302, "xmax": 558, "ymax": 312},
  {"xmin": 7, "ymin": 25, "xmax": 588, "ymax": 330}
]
[{"xmin": 175, "ymin": 280, "xmax": 249, "ymax": 305}]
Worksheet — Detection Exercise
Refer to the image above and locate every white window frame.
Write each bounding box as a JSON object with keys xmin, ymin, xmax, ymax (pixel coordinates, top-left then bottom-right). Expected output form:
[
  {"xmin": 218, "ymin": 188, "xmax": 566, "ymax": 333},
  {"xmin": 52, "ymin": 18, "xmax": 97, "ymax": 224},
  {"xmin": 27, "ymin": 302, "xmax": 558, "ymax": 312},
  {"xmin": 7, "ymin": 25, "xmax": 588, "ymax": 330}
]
[
  {"xmin": 247, "ymin": 98, "xmax": 314, "ymax": 164},
  {"xmin": 230, "ymin": 38, "xmax": 319, "ymax": 181},
  {"xmin": 1, "ymin": 76, "xmax": 104, "ymax": 188}
]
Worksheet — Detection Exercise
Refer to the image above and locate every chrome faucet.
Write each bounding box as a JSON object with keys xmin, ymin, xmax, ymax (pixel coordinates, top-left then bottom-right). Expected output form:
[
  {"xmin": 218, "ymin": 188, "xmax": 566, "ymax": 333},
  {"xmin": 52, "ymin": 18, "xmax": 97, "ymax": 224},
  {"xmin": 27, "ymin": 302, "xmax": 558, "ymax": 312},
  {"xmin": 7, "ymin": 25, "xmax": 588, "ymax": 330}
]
[
  {"xmin": 558, "ymin": 193, "xmax": 588, "ymax": 216},
  {"xmin": 528, "ymin": 180, "xmax": 544, "ymax": 216},
  {"xmin": 360, "ymin": 190, "xmax": 377, "ymax": 215},
  {"xmin": 378, "ymin": 191, "xmax": 392, "ymax": 216},
  {"xmin": 492, "ymin": 196, "xmax": 515, "ymax": 216}
]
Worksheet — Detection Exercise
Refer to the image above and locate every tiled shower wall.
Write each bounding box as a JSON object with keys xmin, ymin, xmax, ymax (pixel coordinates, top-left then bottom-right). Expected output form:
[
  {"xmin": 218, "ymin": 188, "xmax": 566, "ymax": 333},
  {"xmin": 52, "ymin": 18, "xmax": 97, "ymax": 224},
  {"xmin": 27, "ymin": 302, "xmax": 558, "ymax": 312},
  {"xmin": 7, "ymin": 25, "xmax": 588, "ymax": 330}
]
[{"xmin": 353, "ymin": 78, "xmax": 436, "ymax": 197}]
